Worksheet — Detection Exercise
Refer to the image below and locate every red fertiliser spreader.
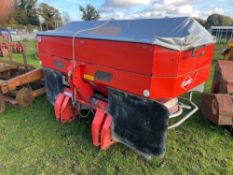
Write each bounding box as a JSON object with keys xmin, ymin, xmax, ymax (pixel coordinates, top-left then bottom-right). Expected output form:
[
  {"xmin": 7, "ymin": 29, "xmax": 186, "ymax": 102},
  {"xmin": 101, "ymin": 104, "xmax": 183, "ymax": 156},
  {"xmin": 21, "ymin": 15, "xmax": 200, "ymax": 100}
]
[{"xmin": 37, "ymin": 17, "xmax": 215, "ymax": 158}]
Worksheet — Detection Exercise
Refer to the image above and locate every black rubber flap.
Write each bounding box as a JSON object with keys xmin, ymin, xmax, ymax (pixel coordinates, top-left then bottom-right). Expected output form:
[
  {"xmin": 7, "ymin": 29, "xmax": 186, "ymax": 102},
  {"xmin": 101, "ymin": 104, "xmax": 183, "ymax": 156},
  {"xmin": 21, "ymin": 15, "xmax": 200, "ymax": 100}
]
[
  {"xmin": 43, "ymin": 68, "xmax": 64, "ymax": 104},
  {"xmin": 108, "ymin": 88, "xmax": 170, "ymax": 158}
]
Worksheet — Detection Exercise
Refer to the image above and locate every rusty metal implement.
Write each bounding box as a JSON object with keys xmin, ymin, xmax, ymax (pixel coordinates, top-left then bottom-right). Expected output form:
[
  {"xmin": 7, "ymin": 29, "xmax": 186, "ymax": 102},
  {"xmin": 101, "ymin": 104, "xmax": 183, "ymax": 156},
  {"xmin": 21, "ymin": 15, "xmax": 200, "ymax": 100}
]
[
  {"xmin": 201, "ymin": 60, "xmax": 233, "ymax": 126},
  {"xmin": 0, "ymin": 44, "xmax": 44, "ymax": 113}
]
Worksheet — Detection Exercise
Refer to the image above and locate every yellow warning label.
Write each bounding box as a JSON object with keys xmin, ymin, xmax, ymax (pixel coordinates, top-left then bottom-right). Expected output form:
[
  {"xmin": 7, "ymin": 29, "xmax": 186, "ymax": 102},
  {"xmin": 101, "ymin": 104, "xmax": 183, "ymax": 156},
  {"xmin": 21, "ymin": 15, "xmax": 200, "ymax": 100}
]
[{"xmin": 84, "ymin": 74, "xmax": 94, "ymax": 81}]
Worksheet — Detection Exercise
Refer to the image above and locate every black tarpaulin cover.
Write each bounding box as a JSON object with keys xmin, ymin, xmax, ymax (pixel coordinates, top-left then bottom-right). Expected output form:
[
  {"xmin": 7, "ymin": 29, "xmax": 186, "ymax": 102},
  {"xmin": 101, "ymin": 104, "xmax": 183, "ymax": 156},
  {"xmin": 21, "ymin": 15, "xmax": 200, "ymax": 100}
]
[{"xmin": 38, "ymin": 17, "xmax": 215, "ymax": 51}]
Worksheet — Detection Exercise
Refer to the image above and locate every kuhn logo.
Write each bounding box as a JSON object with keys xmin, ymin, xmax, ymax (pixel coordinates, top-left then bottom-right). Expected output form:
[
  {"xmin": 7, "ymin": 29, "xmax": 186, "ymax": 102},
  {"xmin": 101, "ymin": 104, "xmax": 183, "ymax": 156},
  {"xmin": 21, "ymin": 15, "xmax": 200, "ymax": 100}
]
[{"xmin": 181, "ymin": 76, "xmax": 193, "ymax": 90}]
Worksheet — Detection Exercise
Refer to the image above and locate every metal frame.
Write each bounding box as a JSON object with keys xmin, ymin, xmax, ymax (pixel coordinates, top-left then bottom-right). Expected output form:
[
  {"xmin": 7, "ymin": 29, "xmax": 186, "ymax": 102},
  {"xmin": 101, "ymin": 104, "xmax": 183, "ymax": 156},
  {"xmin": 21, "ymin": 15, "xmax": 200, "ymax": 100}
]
[
  {"xmin": 168, "ymin": 92, "xmax": 199, "ymax": 129},
  {"xmin": 210, "ymin": 26, "xmax": 233, "ymax": 43},
  {"xmin": 0, "ymin": 44, "xmax": 44, "ymax": 113}
]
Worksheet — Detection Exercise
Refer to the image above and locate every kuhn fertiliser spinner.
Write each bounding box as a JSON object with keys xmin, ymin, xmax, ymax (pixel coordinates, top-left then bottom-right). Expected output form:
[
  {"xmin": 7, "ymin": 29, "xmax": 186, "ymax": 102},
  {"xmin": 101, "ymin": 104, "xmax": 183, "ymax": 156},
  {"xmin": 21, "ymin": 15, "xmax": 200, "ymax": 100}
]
[{"xmin": 37, "ymin": 17, "xmax": 215, "ymax": 158}]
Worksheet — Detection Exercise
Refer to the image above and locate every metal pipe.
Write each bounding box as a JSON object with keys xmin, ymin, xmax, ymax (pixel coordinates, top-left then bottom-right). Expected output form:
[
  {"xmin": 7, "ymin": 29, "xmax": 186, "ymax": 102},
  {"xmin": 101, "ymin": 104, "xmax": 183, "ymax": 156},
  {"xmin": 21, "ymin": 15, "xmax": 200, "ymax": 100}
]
[
  {"xmin": 216, "ymin": 29, "xmax": 220, "ymax": 43},
  {"xmin": 71, "ymin": 19, "xmax": 112, "ymax": 105},
  {"xmin": 179, "ymin": 102, "xmax": 192, "ymax": 110},
  {"xmin": 189, "ymin": 91, "xmax": 193, "ymax": 101},
  {"xmin": 219, "ymin": 29, "xmax": 223, "ymax": 43},
  {"xmin": 168, "ymin": 93, "xmax": 199, "ymax": 129},
  {"xmin": 169, "ymin": 105, "xmax": 183, "ymax": 119}
]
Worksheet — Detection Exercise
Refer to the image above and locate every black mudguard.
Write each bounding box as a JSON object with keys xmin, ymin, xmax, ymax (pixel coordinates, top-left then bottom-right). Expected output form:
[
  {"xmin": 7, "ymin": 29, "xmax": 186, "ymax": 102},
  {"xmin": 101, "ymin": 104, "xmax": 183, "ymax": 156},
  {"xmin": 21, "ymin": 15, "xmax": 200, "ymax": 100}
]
[
  {"xmin": 43, "ymin": 68, "xmax": 64, "ymax": 104},
  {"xmin": 108, "ymin": 88, "xmax": 170, "ymax": 158}
]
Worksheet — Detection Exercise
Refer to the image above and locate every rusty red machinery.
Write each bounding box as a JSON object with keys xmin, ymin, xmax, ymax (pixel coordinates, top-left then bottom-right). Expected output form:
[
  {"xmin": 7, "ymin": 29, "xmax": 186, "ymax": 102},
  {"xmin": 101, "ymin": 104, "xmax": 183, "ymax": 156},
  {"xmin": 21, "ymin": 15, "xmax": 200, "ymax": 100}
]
[
  {"xmin": 0, "ymin": 43, "xmax": 45, "ymax": 113},
  {"xmin": 0, "ymin": 31, "xmax": 23, "ymax": 56},
  {"xmin": 0, "ymin": 32, "xmax": 11, "ymax": 57},
  {"xmin": 37, "ymin": 17, "xmax": 215, "ymax": 158},
  {"xmin": 0, "ymin": 43, "xmax": 9, "ymax": 57},
  {"xmin": 201, "ymin": 40, "xmax": 233, "ymax": 127}
]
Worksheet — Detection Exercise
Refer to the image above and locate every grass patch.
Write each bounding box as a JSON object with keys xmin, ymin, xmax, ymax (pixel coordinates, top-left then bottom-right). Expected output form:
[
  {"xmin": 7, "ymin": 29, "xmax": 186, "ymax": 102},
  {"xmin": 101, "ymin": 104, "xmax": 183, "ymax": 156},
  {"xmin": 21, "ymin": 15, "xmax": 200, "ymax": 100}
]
[{"xmin": 0, "ymin": 42, "xmax": 233, "ymax": 174}]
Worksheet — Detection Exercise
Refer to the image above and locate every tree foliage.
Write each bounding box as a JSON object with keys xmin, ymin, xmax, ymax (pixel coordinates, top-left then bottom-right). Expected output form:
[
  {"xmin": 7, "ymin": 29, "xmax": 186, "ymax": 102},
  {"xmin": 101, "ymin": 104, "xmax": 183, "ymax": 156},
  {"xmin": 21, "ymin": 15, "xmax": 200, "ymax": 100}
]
[
  {"xmin": 206, "ymin": 14, "xmax": 233, "ymax": 28},
  {"xmin": 2, "ymin": 1, "xmax": 233, "ymax": 31},
  {"xmin": 79, "ymin": 5, "xmax": 100, "ymax": 21},
  {"xmin": 38, "ymin": 3, "xmax": 61, "ymax": 30},
  {"xmin": 14, "ymin": 0, "xmax": 39, "ymax": 25},
  {"xmin": 194, "ymin": 18, "xmax": 206, "ymax": 27},
  {"xmin": 2, "ymin": 0, "xmax": 64, "ymax": 30}
]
